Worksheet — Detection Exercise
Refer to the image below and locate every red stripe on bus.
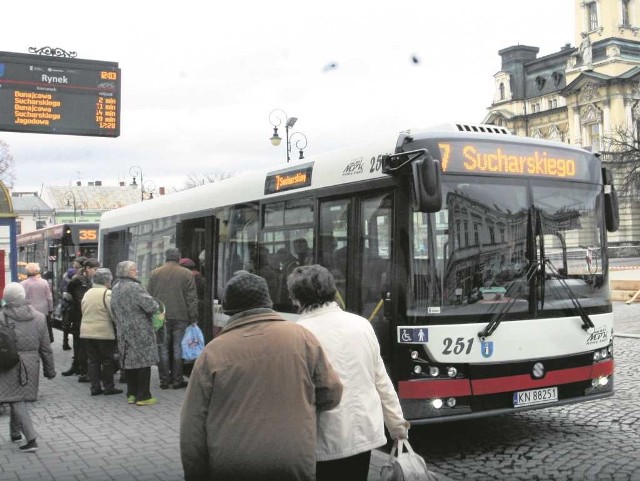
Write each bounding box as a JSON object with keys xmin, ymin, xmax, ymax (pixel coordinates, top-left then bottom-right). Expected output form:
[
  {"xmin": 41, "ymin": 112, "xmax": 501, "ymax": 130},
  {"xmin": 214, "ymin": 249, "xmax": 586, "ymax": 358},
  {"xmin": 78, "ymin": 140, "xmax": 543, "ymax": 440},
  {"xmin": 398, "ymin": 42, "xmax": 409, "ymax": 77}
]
[
  {"xmin": 591, "ymin": 359, "xmax": 614, "ymax": 378},
  {"xmin": 399, "ymin": 379, "xmax": 472, "ymax": 398},
  {"xmin": 471, "ymin": 359, "xmax": 614, "ymax": 395},
  {"xmin": 398, "ymin": 359, "xmax": 614, "ymax": 399}
]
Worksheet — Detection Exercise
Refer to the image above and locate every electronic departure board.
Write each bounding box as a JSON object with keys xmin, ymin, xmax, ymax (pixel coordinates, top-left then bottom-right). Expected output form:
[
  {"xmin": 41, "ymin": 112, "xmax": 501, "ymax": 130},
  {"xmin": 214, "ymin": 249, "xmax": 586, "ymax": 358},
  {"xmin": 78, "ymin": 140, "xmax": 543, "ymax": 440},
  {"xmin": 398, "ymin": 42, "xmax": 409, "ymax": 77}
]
[{"xmin": 0, "ymin": 51, "xmax": 120, "ymax": 137}]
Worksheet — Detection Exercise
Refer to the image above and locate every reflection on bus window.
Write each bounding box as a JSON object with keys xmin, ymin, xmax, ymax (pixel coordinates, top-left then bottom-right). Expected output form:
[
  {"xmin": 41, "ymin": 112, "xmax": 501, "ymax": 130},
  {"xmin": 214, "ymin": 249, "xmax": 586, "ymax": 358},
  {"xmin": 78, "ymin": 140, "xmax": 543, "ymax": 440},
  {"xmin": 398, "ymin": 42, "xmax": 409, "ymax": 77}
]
[
  {"xmin": 408, "ymin": 178, "xmax": 608, "ymax": 319},
  {"xmin": 319, "ymin": 199, "xmax": 350, "ymax": 309},
  {"xmin": 360, "ymin": 193, "xmax": 392, "ymax": 360}
]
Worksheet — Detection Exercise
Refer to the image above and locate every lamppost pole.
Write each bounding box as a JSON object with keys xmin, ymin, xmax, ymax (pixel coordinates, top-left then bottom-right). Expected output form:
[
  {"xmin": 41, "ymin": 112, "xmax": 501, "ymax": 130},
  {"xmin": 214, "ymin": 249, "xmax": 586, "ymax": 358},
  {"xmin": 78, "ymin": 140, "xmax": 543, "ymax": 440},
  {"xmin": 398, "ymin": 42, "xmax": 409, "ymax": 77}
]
[
  {"xmin": 269, "ymin": 109, "xmax": 308, "ymax": 163},
  {"xmin": 64, "ymin": 192, "xmax": 77, "ymax": 222}
]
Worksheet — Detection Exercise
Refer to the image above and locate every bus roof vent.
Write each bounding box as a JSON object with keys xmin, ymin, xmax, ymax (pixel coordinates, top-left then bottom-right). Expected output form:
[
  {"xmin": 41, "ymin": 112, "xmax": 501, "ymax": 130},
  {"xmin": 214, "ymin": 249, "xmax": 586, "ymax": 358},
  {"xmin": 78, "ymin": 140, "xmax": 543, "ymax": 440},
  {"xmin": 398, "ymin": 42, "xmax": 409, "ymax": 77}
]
[{"xmin": 454, "ymin": 123, "xmax": 511, "ymax": 135}]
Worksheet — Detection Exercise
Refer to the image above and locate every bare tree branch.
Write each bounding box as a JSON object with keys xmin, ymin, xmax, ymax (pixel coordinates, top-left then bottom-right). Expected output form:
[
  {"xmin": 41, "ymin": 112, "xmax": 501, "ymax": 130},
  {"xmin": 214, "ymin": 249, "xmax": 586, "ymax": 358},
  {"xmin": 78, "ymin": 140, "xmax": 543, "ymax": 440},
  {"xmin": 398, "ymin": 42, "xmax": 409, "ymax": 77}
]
[
  {"xmin": 0, "ymin": 139, "xmax": 16, "ymax": 188},
  {"xmin": 602, "ymin": 126, "xmax": 640, "ymax": 198},
  {"xmin": 180, "ymin": 171, "xmax": 235, "ymax": 190}
]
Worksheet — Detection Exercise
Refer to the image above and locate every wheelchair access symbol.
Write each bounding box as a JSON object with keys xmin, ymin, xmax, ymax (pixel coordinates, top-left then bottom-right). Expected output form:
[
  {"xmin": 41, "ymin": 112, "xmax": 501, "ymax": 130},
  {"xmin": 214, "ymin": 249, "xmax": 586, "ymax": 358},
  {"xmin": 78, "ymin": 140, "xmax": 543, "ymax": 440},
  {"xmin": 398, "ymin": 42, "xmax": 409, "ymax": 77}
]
[{"xmin": 398, "ymin": 327, "xmax": 429, "ymax": 344}]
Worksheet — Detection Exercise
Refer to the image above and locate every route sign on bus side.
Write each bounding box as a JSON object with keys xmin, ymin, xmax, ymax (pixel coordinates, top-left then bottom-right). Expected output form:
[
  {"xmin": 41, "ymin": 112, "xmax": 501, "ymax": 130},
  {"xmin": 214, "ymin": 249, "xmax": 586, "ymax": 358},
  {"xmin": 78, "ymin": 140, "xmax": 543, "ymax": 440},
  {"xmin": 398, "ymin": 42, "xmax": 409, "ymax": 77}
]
[{"xmin": 0, "ymin": 51, "xmax": 120, "ymax": 137}]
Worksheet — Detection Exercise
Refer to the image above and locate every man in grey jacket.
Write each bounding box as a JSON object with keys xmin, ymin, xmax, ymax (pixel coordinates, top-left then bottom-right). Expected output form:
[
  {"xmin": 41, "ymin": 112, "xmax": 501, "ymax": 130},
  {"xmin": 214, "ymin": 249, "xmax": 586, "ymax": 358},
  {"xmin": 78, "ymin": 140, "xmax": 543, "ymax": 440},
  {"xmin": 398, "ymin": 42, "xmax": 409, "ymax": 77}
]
[{"xmin": 148, "ymin": 248, "xmax": 198, "ymax": 389}]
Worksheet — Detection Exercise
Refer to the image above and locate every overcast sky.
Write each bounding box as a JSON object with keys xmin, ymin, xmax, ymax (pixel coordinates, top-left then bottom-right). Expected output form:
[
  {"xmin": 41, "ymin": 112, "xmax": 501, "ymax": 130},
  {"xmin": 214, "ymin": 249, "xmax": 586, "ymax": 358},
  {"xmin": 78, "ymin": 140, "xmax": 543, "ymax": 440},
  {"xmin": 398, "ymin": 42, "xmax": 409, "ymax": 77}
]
[{"xmin": 0, "ymin": 0, "xmax": 575, "ymax": 193}]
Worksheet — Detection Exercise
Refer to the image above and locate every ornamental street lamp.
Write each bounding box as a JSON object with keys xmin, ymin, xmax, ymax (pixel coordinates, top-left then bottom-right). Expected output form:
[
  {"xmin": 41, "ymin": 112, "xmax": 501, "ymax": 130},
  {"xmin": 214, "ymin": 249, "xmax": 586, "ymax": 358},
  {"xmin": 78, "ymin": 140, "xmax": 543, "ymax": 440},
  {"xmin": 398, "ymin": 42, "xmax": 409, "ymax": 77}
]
[
  {"xmin": 64, "ymin": 192, "xmax": 78, "ymax": 222},
  {"xmin": 269, "ymin": 109, "xmax": 308, "ymax": 163},
  {"xmin": 143, "ymin": 180, "xmax": 156, "ymax": 200},
  {"xmin": 129, "ymin": 165, "xmax": 155, "ymax": 201}
]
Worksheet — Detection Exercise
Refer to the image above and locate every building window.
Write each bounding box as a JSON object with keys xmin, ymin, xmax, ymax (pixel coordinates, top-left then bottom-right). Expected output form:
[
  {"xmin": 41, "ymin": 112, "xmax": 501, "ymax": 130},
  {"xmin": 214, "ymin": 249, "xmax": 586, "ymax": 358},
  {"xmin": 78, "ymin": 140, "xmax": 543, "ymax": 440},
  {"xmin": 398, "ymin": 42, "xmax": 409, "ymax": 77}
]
[
  {"xmin": 588, "ymin": 2, "xmax": 599, "ymax": 31},
  {"xmin": 463, "ymin": 220, "xmax": 469, "ymax": 247},
  {"xmin": 499, "ymin": 82, "xmax": 505, "ymax": 100},
  {"xmin": 622, "ymin": 0, "xmax": 631, "ymax": 27},
  {"xmin": 588, "ymin": 123, "xmax": 601, "ymax": 151}
]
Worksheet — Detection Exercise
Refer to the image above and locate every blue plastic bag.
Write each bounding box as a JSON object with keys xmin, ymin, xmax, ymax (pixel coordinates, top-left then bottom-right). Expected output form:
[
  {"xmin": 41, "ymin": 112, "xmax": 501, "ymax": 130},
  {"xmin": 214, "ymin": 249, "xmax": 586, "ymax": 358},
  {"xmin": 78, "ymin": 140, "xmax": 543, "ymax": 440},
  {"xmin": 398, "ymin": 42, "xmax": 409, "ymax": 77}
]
[{"xmin": 181, "ymin": 323, "xmax": 205, "ymax": 361}]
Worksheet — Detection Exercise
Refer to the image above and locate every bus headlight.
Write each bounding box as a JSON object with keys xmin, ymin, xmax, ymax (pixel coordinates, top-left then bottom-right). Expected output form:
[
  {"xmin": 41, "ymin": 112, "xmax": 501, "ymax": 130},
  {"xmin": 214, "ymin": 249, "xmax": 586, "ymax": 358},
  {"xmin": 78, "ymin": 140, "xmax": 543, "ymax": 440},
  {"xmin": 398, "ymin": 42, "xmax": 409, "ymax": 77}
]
[
  {"xmin": 413, "ymin": 365, "xmax": 422, "ymax": 374},
  {"xmin": 447, "ymin": 367, "xmax": 458, "ymax": 378},
  {"xmin": 410, "ymin": 350, "xmax": 419, "ymax": 360},
  {"xmin": 592, "ymin": 376, "xmax": 609, "ymax": 388},
  {"xmin": 429, "ymin": 366, "xmax": 440, "ymax": 377},
  {"xmin": 431, "ymin": 398, "xmax": 443, "ymax": 409},
  {"xmin": 446, "ymin": 397, "xmax": 457, "ymax": 408},
  {"xmin": 593, "ymin": 351, "xmax": 601, "ymax": 361}
]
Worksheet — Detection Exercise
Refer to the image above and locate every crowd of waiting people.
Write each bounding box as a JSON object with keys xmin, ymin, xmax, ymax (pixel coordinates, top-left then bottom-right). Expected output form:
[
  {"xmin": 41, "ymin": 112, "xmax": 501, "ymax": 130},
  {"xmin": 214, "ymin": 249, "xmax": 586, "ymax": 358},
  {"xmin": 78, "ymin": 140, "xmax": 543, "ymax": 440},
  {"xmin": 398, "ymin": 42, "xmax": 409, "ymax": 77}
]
[{"xmin": 1, "ymin": 247, "xmax": 410, "ymax": 481}]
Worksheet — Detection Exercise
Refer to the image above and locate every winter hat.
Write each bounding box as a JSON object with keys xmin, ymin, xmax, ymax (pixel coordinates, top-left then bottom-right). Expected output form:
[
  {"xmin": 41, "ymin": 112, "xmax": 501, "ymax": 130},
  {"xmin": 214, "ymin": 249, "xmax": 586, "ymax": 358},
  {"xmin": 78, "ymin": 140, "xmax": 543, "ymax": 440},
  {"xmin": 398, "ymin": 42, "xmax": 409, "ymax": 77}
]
[
  {"xmin": 179, "ymin": 258, "xmax": 196, "ymax": 269},
  {"xmin": 222, "ymin": 271, "xmax": 273, "ymax": 315},
  {"xmin": 3, "ymin": 282, "xmax": 26, "ymax": 304}
]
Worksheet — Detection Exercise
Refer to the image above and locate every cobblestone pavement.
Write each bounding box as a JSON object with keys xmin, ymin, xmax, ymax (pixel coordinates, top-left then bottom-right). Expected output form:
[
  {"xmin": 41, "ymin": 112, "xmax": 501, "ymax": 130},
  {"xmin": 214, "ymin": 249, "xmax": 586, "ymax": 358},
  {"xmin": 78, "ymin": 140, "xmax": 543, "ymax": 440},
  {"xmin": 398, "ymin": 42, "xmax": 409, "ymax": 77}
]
[{"xmin": 1, "ymin": 301, "xmax": 638, "ymax": 481}]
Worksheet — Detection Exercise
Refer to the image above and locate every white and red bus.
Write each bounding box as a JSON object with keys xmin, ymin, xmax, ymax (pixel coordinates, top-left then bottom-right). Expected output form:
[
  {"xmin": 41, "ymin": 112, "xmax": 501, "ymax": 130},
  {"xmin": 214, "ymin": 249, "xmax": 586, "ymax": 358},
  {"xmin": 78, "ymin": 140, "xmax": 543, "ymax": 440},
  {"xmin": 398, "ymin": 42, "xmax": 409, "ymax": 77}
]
[{"xmin": 98, "ymin": 123, "xmax": 618, "ymax": 423}]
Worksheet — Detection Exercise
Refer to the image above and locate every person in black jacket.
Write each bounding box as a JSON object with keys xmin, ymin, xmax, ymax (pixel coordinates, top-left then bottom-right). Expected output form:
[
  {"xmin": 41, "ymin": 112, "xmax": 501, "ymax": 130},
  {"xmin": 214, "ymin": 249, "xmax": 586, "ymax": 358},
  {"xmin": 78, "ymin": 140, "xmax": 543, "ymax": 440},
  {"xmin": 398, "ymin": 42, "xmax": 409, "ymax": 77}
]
[{"xmin": 61, "ymin": 258, "xmax": 100, "ymax": 382}]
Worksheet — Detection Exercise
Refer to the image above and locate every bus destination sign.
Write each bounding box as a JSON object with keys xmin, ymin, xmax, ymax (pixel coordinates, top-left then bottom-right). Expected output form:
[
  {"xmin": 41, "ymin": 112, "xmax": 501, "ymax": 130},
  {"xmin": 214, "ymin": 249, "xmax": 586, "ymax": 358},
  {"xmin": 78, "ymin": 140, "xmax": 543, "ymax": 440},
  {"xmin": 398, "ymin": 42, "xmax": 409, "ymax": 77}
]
[
  {"xmin": 436, "ymin": 140, "xmax": 594, "ymax": 181},
  {"xmin": 264, "ymin": 163, "xmax": 314, "ymax": 195},
  {"xmin": 0, "ymin": 51, "xmax": 120, "ymax": 137}
]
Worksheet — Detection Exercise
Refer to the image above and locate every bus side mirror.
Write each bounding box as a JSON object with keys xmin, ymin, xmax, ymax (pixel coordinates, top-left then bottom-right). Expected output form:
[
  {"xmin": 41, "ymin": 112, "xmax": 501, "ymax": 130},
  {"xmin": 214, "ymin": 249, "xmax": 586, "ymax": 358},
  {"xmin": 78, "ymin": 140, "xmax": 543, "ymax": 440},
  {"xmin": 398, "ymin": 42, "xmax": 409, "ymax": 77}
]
[
  {"xmin": 602, "ymin": 168, "xmax": 619, "ymax": 233},
  {"xmin": 411, "ymin": 153, "xmax": 442, "ymax": 213}
]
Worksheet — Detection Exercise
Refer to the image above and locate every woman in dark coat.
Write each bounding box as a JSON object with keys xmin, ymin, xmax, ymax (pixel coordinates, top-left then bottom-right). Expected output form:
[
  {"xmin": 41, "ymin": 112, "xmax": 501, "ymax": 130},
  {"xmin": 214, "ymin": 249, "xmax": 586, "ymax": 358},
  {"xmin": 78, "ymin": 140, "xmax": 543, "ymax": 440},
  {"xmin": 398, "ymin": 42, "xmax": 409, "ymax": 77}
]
[
  {"xmin": 110, "ymin": 261, "xmax": 159, "ymax": 406},
  {"xmin": 0, "ymin": 283, "xmax": 56, "ymax": 453}
]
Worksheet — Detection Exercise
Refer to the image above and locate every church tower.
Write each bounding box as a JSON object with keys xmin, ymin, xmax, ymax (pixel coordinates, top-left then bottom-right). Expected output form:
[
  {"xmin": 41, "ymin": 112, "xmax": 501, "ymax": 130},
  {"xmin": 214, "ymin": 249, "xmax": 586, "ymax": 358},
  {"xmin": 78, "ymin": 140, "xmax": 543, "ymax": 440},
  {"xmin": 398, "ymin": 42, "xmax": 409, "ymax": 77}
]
[{"xmin": 484, "ymin": 0, "xmax": 640, "ymax": 251}]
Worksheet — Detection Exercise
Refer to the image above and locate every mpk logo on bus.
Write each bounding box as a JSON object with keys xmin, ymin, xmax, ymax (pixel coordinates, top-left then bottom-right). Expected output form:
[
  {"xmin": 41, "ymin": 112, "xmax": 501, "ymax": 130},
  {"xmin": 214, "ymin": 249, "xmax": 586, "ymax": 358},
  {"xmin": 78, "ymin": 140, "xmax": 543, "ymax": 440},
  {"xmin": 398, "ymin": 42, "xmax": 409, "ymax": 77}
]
[
  {"xmin": 342, "ymin": 157, "xmax": 365, "ymax": 176},
  {"xmin": 585, "ymin": 326, "xmax": 611, "ymax": 346}
]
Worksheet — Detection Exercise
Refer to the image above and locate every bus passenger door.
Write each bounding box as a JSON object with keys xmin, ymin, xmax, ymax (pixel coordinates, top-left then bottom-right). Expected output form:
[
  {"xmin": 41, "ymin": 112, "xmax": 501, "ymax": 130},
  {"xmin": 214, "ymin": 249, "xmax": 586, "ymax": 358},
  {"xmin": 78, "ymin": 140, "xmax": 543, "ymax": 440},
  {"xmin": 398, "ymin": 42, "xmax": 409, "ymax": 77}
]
[
  {"xmin": 175, "ymin": 216, "xmax": 216, "ymax": 343},
  {"xmin": 319, "ymin": 191, "xmax": 394, "ymax": 362}
]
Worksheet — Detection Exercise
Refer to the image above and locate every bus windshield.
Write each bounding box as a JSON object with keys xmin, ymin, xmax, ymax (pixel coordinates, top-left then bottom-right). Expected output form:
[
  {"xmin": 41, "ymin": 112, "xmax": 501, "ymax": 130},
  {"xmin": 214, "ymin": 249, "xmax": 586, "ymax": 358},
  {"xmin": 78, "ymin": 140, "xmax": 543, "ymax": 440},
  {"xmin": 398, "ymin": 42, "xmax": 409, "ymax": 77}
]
[{"xmin": 408, "ymin": 175, "xmax": 608, "ymax": 321}]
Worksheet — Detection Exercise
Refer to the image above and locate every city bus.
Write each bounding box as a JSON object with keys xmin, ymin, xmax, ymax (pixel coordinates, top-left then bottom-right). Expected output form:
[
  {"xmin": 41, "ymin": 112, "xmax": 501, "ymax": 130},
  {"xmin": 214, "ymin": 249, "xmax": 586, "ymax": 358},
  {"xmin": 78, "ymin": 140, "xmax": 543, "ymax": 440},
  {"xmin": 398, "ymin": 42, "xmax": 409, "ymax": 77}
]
[
  {"xmin": 17, "ymin": 222, "xmax": 99, "ymax": 300},
  {"xmin": 98, "ymin": 123, "xmax": 619, "ymax": 423}
]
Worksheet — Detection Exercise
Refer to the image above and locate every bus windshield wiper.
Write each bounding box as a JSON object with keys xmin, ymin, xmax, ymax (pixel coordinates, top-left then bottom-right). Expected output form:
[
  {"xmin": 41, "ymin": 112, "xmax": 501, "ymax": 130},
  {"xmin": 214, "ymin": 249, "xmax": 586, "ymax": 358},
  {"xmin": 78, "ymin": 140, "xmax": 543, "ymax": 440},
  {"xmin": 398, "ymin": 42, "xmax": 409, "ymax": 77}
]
[
  {"xmin": 477, "ymin": 261, "xmax": 539, "ymax": 339},
  {"xmin": 536, "ymin": 207, "xmax": 594, "ymax": 331},
  {"xmin": 542, "ymin": 258, "xmax": 595, "ymax": 331},
  {"xmin": 478, "ymin": 206, "xmax": 537, "ymax": 339}
]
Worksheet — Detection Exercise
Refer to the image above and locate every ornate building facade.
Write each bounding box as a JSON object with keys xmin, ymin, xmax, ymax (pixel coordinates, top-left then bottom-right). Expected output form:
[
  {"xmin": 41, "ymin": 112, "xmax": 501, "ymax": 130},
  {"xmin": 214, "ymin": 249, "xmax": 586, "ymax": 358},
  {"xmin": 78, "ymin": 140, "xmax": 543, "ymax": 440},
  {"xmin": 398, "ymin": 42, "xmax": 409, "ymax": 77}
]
[{"xmin": 484, "ymin": 0, "xmax": 640, "ymax": 253}]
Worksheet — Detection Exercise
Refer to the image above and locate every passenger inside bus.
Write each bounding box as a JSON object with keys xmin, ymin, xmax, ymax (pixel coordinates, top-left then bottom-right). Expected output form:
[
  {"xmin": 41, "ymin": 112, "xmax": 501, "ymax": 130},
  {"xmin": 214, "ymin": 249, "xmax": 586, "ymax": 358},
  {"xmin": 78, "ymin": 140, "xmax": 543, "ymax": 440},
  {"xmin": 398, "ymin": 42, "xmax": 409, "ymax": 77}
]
[{"xmin": 292, "ymin": 238, "xmax": 313, "ymax": 266}]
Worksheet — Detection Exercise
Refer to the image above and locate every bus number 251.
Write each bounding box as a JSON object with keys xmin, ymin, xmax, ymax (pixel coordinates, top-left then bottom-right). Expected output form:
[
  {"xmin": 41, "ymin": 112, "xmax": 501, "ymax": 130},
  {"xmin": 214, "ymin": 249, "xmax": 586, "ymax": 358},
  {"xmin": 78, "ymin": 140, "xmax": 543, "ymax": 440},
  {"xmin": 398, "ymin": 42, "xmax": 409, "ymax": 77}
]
[{"xmin": 442, "ymin": 337, "xmax": 474, "ymax": 355}]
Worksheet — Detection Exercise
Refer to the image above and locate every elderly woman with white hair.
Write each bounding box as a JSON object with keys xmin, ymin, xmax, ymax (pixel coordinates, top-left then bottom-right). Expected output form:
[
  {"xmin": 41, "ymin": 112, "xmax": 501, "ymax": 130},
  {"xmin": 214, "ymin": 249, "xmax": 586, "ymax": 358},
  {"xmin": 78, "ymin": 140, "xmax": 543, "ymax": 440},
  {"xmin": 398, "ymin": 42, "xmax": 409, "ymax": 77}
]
[
  {"xmin": 288, "ymin": 264, "xmax": 410, "ymax": 481},
  {"xmin": 20, "ymin": 262, "xmax": 54, "ymax": 343},
  {"xmin": 0, "ymin": 282, "xmax": 56, "ymax": 453},
  {"xmin": 80, "ymin": 267, "xmax": 123, "ymax": 396}
]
